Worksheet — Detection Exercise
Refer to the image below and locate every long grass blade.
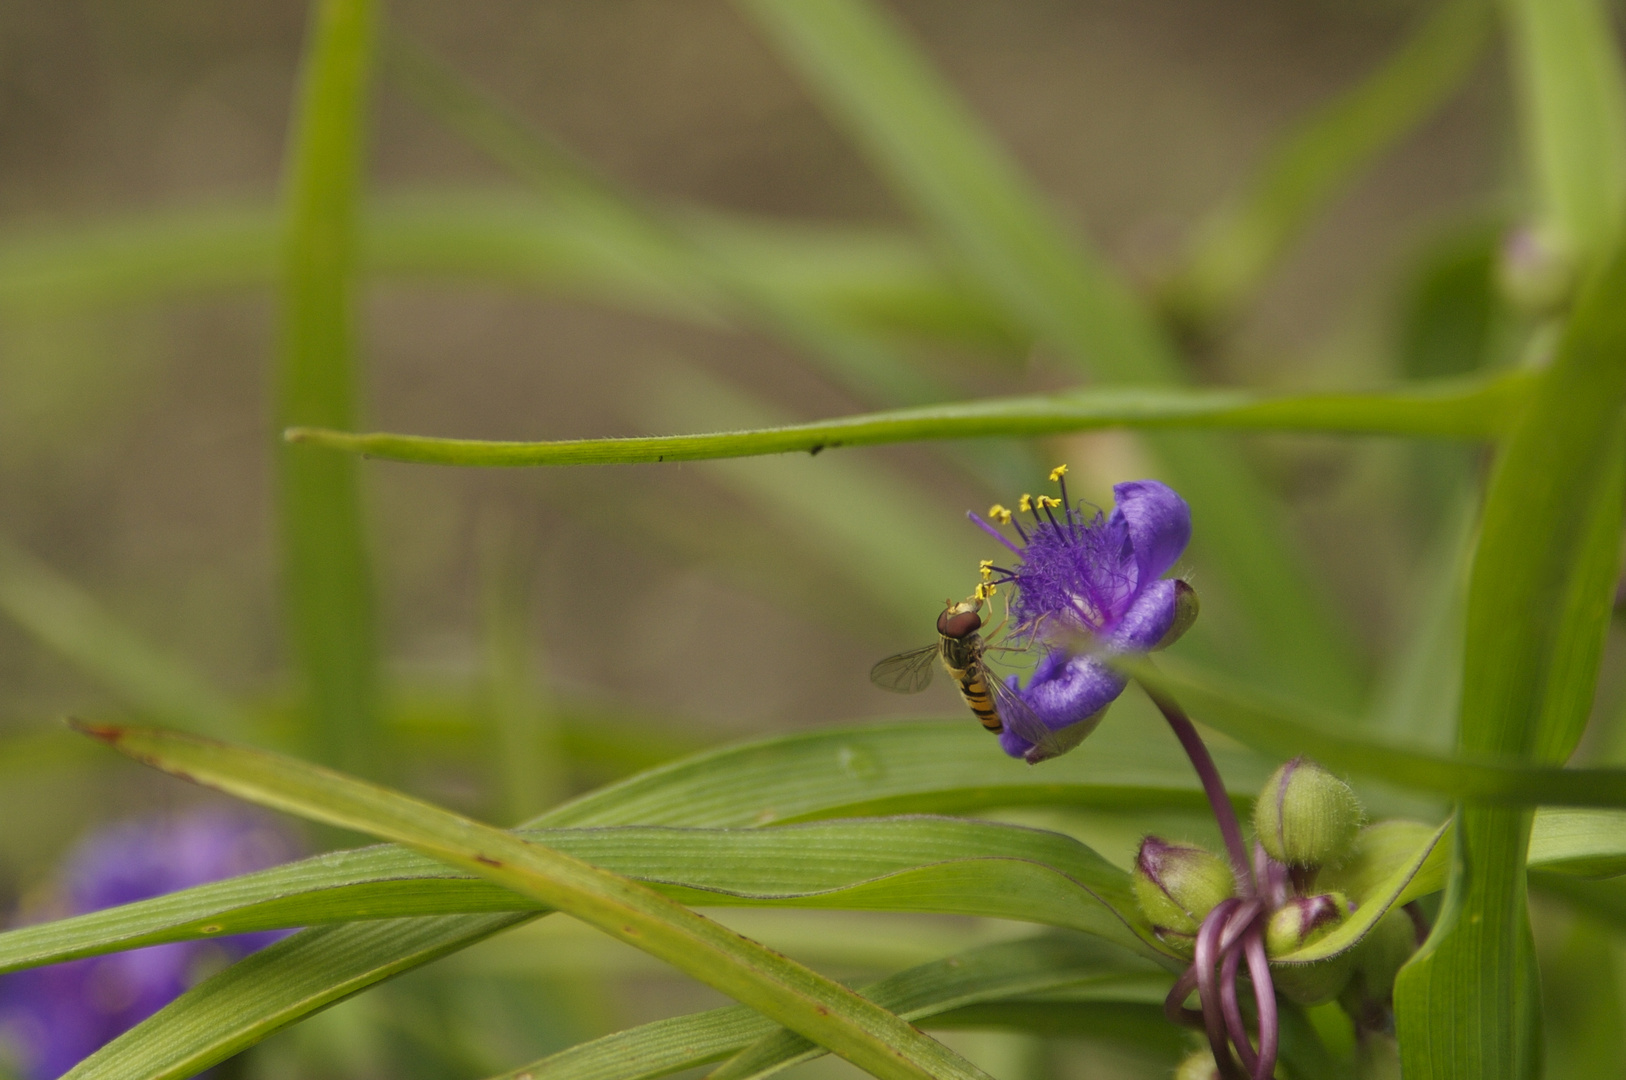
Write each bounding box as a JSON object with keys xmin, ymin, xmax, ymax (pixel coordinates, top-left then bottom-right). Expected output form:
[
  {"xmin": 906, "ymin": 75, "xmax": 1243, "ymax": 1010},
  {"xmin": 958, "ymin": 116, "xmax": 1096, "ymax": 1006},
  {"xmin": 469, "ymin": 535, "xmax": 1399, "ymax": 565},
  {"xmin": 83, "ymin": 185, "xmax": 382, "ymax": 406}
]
[
  {"xmin": 1503, "ymin": 0, "xmax": 1626, "ymax": 266},
  {"xmin": 71, "ymin": 723, "xmax": 994, "ymax": 1080},
  {"xmin": 276, "ymin": 0, "xmax": 381, "ymax": 774},
  {"xmin": 1394, "ymin": 213, "xmax": 1626, "ymax": 1077},
  {"xmin": 284, "ymin": 370, "xmax": 1529, "ymax": 466},
  {"xmin": 1136, "ymin": 660, "xmax": 1626, "ymax": 808},
  {"xmin": 485, "ymin": 935, "xmax": 1163, "ymax": 1080},
  {"xmin": 0, "ymin": 195, "xmax": 1017, "ymax": 349}
]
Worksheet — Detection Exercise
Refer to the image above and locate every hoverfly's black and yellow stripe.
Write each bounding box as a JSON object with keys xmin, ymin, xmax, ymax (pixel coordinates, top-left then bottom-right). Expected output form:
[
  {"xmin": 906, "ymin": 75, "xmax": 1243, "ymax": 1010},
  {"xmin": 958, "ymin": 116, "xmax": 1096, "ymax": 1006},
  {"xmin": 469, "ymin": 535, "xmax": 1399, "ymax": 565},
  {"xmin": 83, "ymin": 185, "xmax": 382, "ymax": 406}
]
[
  {"xmin": 939, "ymin": 636, "xmax": 1002, "ymax": 734},
  {"xmin": 956, "ymin": 664, "xmax": 1002, "ymax": 733}
]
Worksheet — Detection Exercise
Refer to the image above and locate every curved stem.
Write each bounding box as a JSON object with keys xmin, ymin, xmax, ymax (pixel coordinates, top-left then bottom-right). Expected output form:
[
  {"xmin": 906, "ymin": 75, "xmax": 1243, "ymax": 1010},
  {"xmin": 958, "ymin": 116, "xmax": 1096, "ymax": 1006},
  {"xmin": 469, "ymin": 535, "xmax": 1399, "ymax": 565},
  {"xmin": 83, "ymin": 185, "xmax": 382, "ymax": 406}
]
[
  {"xmin": 1138, "ymin": 675, "xmax": 1255, "ymax": 894},
  {"xmin": 1244, "ymin": 926, "xmax": 1279, "ymax": 1080},
  {"xmin": 1164, "ymin": 966, "xmax": 1204, "ymax": 1026},
  {"xmin": 1220, "ymin": 940, "xmax": 1258, "ymax": 1074},
  {"xmin": 1195, "ymin": 899, "xmax": 1248, "ymax": 1080}
]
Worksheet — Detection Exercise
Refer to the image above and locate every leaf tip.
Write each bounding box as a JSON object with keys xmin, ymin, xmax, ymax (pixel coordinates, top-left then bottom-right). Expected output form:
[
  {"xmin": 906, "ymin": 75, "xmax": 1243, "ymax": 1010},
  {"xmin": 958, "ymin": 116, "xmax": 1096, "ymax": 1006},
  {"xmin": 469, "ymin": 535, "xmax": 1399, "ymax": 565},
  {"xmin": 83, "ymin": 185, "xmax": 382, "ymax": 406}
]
[{"xmin": 65, "ymin": 717, "xmax": 125, "ymax": 744}]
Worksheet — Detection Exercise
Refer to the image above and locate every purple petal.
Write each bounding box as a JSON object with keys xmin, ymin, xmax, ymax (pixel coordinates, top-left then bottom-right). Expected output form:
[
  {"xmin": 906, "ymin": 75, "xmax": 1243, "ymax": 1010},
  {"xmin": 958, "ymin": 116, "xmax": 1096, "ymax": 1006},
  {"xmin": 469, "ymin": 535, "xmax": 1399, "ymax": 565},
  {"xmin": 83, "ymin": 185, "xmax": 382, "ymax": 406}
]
[
  {"xmin": 1110, "ymin": 480, "xmax": 1190, "ymax": 588},
  {"xmin": 998, "ymin": 652, "xmax": 1126, "ymax": 759},
  {"xmin": 1105, "ymin": 578, "xmax": 1180, "ymax": 652}
]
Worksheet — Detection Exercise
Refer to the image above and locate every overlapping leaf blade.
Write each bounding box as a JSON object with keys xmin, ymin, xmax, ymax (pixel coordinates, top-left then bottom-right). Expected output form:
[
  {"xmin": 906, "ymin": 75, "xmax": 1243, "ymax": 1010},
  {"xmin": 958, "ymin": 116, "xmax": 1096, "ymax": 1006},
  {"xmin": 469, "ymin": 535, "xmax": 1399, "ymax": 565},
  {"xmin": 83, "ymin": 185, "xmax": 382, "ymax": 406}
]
[
  {"xmin": 486, "ymin": 935, "xmax": 1166, "ymax": 1080},
  {"xmin": 68, "ymin": 724, "xmax": 996, "ymax": 1080},
  {"xmin": 1394, "ymin": 209, "xmax": 1626, "ymax": 1078}
]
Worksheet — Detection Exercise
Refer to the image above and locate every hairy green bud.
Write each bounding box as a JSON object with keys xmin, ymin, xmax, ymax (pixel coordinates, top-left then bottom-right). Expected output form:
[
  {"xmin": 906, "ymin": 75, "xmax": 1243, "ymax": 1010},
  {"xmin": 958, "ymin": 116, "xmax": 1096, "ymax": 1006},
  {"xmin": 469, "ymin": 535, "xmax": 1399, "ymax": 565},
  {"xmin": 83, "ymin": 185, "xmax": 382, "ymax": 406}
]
[
  {"xmin": 1265, "ymin": 892, "xmax": 1354, "ymax": 1005},
  {"xmin": 1253, "ymin": 757, "xmax": 1364, "ymax": 868},
  {"xmin": 1154, "ymin": 579, "xmax": 1200, "ymax": 650},
  {"xmin": 1174, "ymin": 1050, "xmax": 1221, "ymax": 1080},
  {"xmin": 1132, "ymin": 836, "xmax": 1235, "ymax": 955}
]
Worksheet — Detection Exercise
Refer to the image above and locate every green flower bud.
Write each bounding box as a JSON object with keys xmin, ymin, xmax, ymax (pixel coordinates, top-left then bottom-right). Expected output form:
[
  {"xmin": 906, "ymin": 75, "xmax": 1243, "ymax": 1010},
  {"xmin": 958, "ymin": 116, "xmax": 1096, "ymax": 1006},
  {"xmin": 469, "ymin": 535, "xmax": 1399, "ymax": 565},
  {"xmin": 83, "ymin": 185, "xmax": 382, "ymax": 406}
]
[
  {"xmin": 1338, "ymin": 908, "xmax": 1418, "ymax": 1025},
  {"xmin": 1132, "ymin": 836, "xmax": 1236, "ymax": 955},
  {"xmin": 1253, "ymin": 757, "xmax": 1364, "ymax": 868},
  {"xmin": 1265, "ymin": 892, "xmax": 1355, "ymax": 1005},
  {"xmin": 1497, "ymin": 225, "xmax": 1574, "ymax": 316},
  {"xmin": 1154, "ymin": 580, "xmax": 1199, "ymax": 650},
  {"xmin": 1174, "ymin": 1049, "xmax": 1283, "ymax": 1080},
  {"xmin": 1174, "ymin": 1050, "xmax": 1221, "ymax": 1080}
]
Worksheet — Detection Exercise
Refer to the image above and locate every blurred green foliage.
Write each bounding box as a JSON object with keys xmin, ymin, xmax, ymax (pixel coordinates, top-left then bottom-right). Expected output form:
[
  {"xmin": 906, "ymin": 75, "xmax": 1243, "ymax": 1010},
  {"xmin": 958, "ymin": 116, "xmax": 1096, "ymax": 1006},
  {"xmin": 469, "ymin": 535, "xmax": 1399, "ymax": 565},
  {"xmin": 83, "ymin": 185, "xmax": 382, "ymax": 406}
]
[{"xmin": 2, "ymin": 0, "xmax": 1626, "ymax": 1078}]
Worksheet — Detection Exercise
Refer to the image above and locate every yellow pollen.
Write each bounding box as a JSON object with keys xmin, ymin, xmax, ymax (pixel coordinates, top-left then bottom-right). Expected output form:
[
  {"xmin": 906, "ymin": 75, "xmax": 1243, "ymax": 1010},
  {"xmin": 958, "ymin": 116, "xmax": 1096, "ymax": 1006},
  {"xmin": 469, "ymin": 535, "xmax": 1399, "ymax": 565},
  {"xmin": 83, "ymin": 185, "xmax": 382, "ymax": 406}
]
[
  {"xmin": 1018, "ymin": 494, "xmax": 1032, "ymax": 512},
  {"xmin": 978, "ymin": 559, "xmax": 994, "ymax": 579},
  {"xmin": 1048, "ymin": 464, "xmax": 1069, "ymax": 481},
  {"xmin": 988, "ymin": 504, "xmax": 1012, "ymax": 524},
  {"xmin": 1037, "ymin": 496, "xmax": 1061, "ymax": 509},
  {"xmin": 976, "ymin": 582, "xmax": 997, "ymax": 600}
]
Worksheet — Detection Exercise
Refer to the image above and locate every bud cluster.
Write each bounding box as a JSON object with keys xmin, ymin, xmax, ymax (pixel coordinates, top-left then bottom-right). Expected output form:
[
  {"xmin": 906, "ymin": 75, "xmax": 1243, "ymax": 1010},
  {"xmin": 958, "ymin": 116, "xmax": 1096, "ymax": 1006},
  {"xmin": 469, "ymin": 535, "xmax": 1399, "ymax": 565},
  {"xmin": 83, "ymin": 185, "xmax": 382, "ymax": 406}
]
[{"xmin": 1133, "ymin": 755, "xmax": 1422, "ymax": 1050}]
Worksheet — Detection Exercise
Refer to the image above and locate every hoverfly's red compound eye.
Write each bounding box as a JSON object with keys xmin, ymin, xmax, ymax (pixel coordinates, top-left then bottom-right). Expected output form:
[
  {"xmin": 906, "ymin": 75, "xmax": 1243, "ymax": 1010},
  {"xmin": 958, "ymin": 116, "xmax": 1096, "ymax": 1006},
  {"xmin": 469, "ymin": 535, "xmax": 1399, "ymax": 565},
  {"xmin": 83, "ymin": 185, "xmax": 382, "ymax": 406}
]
[{"xmin": 936, "ymin": 608, "xmax": 983, "ymax": 639}]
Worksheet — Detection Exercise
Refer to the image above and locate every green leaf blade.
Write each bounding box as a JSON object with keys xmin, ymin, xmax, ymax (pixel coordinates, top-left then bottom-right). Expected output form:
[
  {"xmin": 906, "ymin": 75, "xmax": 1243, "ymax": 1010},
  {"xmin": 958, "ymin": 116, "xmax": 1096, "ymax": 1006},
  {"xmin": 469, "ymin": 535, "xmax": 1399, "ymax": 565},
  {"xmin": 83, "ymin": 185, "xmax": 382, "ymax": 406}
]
[
  {"xmin": 71, "ymin": 723, "xmax": 995, "ymax": 1080},
  {"xmin": 276, "ymin": 0, "xmax": 381, "ymax": 775}
]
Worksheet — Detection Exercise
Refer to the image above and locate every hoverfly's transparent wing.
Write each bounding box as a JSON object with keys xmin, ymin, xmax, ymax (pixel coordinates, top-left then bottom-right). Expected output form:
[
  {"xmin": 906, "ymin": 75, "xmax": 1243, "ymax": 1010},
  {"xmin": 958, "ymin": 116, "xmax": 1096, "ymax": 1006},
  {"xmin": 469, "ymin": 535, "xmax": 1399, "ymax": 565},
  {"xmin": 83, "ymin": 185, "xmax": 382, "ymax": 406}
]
[
  {"xmin": 869, "ymin": 644, "xmax": 939, "ymax": 693},
  {"xmin": 986, "ymin": 668, "xmax": 1100, "ymax": 764}
]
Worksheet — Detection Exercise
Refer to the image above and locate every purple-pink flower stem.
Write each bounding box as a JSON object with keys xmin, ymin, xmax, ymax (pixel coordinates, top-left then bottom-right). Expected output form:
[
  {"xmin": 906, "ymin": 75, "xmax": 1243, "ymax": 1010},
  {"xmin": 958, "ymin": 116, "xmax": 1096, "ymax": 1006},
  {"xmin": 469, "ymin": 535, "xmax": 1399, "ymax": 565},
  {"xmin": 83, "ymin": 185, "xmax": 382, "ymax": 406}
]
[
  {"xmin": 1220, "ymin": 941, "xmax": 1257, "ymax": 1074},
  {"xmin": 1244, "ymin": 927, "xmax": 1279, "ymax": 1080},
  {"xmin": 1163, "ymin": 967, "xmax": 1203, "ymax": 1026},
  {"xmin": 1139, "ymin": 679, "xmax": 1255, "ymax": 895},
  {"xmin": 1405, "ymin": 900, "xmax": 1430, "ymax": 946},
  {"xmin": 1194, "ymin": 899, "xmax": 1248, "ymax": 1080}
]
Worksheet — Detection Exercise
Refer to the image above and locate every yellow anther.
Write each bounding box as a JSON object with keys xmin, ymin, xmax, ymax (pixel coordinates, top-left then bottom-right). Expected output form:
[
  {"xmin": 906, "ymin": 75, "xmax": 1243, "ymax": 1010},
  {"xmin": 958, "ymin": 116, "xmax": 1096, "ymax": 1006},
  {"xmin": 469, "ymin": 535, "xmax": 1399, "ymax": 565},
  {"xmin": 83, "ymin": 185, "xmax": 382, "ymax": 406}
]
[
  {"xmin": 1037, "ymin": 496, "xmax": 1061, "ymax": 509},
  {"xmin": 976, "ymin": 582, "xmax": 997, "ymax": 601},
  {"xmin": 988, "ymin": 503, "xmax": 1012, "ymax": 524},
  {"xmin": 978, "ymin": 559, "xmax": 994, "ymax": 579},
  {"xmin": 1018, "ymin": 494, "xmax": 1033, "ymax": 513},
  {"xmin": 1049, "ymin": 464, "xmax": 1069, "ymax": 482}
]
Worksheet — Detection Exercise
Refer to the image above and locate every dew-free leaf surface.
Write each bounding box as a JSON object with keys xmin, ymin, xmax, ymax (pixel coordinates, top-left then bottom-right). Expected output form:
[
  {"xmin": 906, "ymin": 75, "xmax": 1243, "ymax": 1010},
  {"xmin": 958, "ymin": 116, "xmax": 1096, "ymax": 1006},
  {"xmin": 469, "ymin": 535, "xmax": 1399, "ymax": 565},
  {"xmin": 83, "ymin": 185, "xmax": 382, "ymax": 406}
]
[{"xmin": 69, "ymin": 723, "xmax": 997, "ymax": 1080}]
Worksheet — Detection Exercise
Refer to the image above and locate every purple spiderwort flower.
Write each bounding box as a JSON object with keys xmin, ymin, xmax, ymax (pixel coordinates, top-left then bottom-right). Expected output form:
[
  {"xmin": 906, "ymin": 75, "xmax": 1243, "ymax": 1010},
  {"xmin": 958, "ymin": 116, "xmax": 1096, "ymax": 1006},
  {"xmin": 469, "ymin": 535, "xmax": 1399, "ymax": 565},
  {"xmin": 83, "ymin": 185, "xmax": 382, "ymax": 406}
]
[
  {"xmin": 970, "ymin": 470, "xmax": 1195, "ymax": 761},
  {"xmin": 0, "ymin": 812, "xmax": 296, "ymax": 1080}
]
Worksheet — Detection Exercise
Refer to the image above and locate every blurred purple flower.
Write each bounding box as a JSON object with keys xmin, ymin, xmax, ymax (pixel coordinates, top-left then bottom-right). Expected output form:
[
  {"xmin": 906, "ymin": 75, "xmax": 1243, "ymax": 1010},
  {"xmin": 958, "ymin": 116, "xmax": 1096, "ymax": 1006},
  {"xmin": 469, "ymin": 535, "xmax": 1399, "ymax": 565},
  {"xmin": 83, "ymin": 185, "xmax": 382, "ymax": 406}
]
[
  {"xmin": 972, "ymin": 472, "xmax": 1194, "ymax": 760},
  {"xmin": 0, "ymin": 812, "xmax": 296, "ymax": 1080}
]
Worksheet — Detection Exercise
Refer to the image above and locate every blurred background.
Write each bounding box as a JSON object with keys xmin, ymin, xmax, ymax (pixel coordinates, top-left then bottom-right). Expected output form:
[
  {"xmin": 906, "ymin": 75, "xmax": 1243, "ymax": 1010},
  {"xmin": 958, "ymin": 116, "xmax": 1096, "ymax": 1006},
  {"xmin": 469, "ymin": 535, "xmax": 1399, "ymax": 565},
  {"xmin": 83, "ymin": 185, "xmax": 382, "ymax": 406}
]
[{"xmin": 0, "ymin": 0, "xmax": 1617, "ymax": 1077}]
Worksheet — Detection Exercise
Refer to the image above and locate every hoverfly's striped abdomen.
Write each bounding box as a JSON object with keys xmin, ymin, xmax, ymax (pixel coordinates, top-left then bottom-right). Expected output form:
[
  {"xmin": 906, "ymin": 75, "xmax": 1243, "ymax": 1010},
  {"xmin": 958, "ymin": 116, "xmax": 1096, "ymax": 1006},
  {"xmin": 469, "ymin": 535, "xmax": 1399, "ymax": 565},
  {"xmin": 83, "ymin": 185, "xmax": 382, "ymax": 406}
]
[{"xmin": 956, "ymin": 664, "xmax": 1003, "ymax": 733}]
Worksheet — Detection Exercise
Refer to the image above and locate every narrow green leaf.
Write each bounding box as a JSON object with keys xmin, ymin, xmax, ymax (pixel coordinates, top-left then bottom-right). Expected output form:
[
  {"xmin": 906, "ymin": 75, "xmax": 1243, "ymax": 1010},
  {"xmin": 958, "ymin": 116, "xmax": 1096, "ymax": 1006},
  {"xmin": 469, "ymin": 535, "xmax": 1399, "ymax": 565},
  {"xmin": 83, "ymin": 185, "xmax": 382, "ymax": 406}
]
[
  {"xmin": 478, "ymin": 511, "xmax": 564, "ymax": 821},
  {"xmin": 492, "ymin": 935, "xmax": 1163, "ymax": 1080},
  {"xmin": 60, "ymin": 914, "xmax": 529, "ymax": 1080},
  {"xmin": 1165, "ymin": 0, "xmax": 1492, "ymax": 324},
  {"xmin": 1503, "ymin": 0, "xmax": 1626, "ymax": 265},
  {"xmin": 0, "ymin": 537, "xmax": 243, "ymax": 736},
  {"xmin": 276, "ymin": 0, "xmax": 380, "ymax": 774},
  {"xmin": 704, "ymin": 936, "xmax": 1162, "ymax": 1080},
  {"xmin": 0, "ymin": 195, "xmax": 1018, "ymax": 349},
  {"xmin": 1525, "ymin": 809, "xmax": 1626, "ymax": 878},
  {"xmin": 1395, "ymin": 213, "xmax": 1626, "ymax": 1077},
  {"xmin": 1132, "ymin": 661, "xmax": 1626, "ymax": 807},
  {"xmin": 47, "ymin": 712, "xmax": 1258, "ymax": 1074},
  {"xmin": 0, "ymin": 815, "xmax": 1158, "ymax": 973},
  {"xmin": 285, "ymin": 370, "xmax": 1528, "ymax": 466},
  {"xmin": 1281, "ymin": 820, "xmax": 1449, "ymax": 964},
  {"xmin": 73, "ymin": 723, "xmax": 994, "ymax": 1080},
  {"xmin": 733, "ymin": 0, "xmax": 1366, "ymax": 711}
]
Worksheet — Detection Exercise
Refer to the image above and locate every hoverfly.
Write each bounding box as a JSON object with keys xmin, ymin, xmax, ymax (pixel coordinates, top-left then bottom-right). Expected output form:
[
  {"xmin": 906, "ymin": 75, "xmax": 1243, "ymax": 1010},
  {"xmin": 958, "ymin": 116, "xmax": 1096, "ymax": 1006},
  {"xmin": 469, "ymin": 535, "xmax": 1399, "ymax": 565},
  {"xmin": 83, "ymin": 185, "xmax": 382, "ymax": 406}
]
[{"xmin": 869, "ymin": 591, "xmax": 1066, "ymax": 761}]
